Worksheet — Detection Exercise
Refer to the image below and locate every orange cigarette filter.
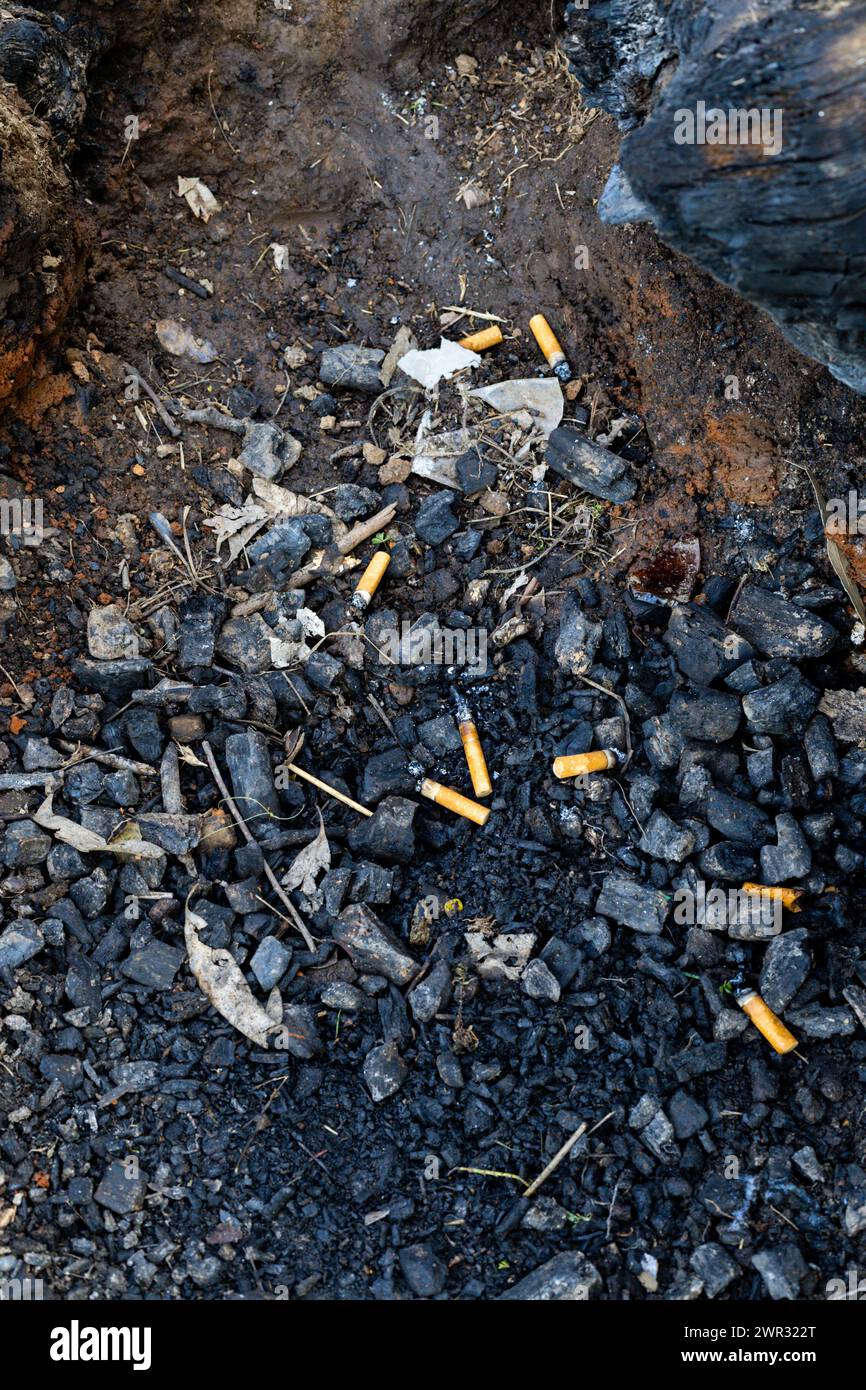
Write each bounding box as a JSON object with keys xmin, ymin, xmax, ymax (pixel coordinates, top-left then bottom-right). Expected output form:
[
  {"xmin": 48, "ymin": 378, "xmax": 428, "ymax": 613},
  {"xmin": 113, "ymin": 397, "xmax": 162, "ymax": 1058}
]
[
  {"xmin": 458, "ymin": 719, "xmax": 492, "ymax": 798},
  {"xmin": 736, "ymin": 989, "xmax": 798, "ymax": 1055},
  {"xmin": 553, "ymin": 749, "xmax": 617, "ymax": 780},
  {"xmin": 458, "ymin": 325, "xmax": 503, "ymax": 352},
  {"xmin": 742, "ymin": 883, "xmax": 803, "ymax": 912},
  {"xmin": 421, "ymin": 778, "xmax": 490, "ymax": 827},
  {"xmin": 529, "ymin": 313, "xmax": 572, "ymax": 381},
  {"xmin": 352, "ymin": 550, "xmax": 391, "ymax": 610}
]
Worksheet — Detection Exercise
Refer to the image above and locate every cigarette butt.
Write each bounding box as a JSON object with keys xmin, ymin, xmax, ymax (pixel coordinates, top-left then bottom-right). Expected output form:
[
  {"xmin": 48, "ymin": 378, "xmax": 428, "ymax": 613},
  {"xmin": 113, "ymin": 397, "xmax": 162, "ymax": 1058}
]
[
  {"xmin": 421, "ymin": 778, "xmax": 490, "ymax": 827},
  {"xmin": 529, "ymin": 313, "xmax": 571, "ymax": 381},
  {"xmin": 352, "ymin": 550, "xmax": 390, "ymax": 609},
  {"xmin": 742, "ymin": 883, "xmax": 803, "ymax": 912},
  {"xmin": 458, "ymin": 719, "xmax": 492, "ymax": 797},
  {"xmin": 553, "ymin": 749, "xmax": 617, "ymax": 779},
  {"xmin": 736, "ymin": 989, "xmax": 798, "ymax": 1055},
  {"xmin": 458, "ymin": 325, "xmax": 503, "ymax": 352}
]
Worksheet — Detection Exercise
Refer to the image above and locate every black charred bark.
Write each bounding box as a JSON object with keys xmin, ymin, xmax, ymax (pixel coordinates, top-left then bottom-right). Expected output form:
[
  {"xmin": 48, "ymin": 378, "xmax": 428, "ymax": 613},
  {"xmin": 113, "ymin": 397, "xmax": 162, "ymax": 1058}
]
[{"xmin": 564, "ymin": 0, "xmax": 866, "ymax": 393}]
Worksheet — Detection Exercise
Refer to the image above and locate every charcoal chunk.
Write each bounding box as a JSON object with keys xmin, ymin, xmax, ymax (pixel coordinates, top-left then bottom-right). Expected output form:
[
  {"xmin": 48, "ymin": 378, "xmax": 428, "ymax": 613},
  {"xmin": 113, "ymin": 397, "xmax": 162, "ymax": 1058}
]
[
  {"xmin": 320, "ymin": 343, "xmax": 384, "ymax": 392},
  {"xmin": 760, "ymin": 929, "xmax": 810, "ymax": 1012},
  {"xmin": 705, "ymin": 789, "xmax": 771, "ymax": 845},
  {"xmin": 668, "ymin": 689, "xmax": 741, "ymax": 743},
  {"xmin": 742, "ymin": 672, "xmax": 820, "ymax": 735},
  {"xmin": 333, "ymin": 904, "xmax": 416, "ymax": 985},
  {"xmin": 595, "ymin": 874, "xmax": 669, "ymax": 933},
  {"xmin": 498, "ymin": 1251, "xmax": 601, "ymax": 1301},
  {"xmin": 760, "ymin": 814, "xmax": 812, "ymax": 882},
  {"xmin": 731, "ymin": 584, "xmax": 837, "ymax": 659},
  {"xmin": 546, "ymin": 426, "xmax": 636, "ymax": 503},
  {"xmin": 348, "ymin": 796, "xmax": 416, "ymax": 865}
]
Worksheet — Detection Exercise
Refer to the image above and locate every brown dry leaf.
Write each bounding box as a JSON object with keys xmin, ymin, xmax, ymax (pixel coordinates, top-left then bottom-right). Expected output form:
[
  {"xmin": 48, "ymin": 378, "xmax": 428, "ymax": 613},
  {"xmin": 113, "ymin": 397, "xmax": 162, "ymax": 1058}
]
[
  {"xmin": 455, "ymin": 53, "xmax": 479, "ymax": 78},
  {"xmin": 252, "ymin": 477, "xmax": 348, "ymax": 544},
  {"xmin": 802, "ymin": 464, "xmax": 866, "ymax": 627}
]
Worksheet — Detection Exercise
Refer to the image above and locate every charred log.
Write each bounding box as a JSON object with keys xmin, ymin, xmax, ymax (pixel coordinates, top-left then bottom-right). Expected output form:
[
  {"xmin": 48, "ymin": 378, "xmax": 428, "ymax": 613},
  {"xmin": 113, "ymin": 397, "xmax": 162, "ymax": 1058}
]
[{"xmin": 564, "ymin": 0, "xmax": 866, "ymax": 394}]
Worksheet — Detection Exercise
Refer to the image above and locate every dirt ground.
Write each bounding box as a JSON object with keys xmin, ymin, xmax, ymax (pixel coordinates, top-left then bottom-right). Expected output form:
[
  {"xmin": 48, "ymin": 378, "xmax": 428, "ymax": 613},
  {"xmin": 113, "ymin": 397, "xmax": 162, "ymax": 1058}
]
[{"xmin": 2, "ymin": 0, "xmax": 866, "ymax": 1303}]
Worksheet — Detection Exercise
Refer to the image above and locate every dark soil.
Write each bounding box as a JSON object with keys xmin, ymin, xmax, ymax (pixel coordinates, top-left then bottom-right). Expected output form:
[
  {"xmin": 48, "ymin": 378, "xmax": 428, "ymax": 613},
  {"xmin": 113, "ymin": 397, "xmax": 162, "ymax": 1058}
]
[{"xmin": 1, "ymin": 0, "xmax": 865, "ymax": 1303}]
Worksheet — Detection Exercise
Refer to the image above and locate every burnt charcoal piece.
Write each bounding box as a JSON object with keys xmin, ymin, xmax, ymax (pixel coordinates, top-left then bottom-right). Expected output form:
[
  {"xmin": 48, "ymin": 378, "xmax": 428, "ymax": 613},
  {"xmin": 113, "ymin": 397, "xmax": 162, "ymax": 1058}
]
[
  {"xmin": 348, "ymin": 796, "xmax": 417, "ymax": 864},
  {"xmin": 760, "ymin": 929, "xmax": 811, "ymax": 1012},
  {"xmin": 224, "ymin": 730, "xmax": 280, "ymax": 839},
  {"xmin": 456, "ymin": 445, "xmax": 498, "ymax": 496},
  {"xmin": 498, "ymin": 1251, "xmax": 601, "ymax": 1301},
  {"xmin": 333, "ymin": 904, "xmax": 416, "ymax": 985},
  {"xmin": 668, "ymin": 689, "xmax": 741, "ymax": 742},
  {"xmin": 730, "ymin": 585, "xmax": 837, "ymax": 659},
  {"xmin": 72, "ymin": 658, "xmax": 153, "ymax": 701},
  {"xmin": 665, "ymin": 604, "xmax": 751, "ymax": 685},
  {"xmin": 546, "ymin": 426, "xmax": 636, "ymax": 503},
  {"xmin": 320, "ymin": 344, "xmax": 385, "ymax": 392},
  {"xmin": 760, "ymin": 812, "xmax": 812, "ymax": 881},
  {"xmin": 565, "ymin": 1, "xmax": 866, "ymax": 393},
  {"xmin": 742, "ymin": 671, "xmax": 821, "ymax": 735},
  {"xmin": 705, "ymin": 789, "xmax": 771, "ymax": 845},
  {"xmin": 699, "ymin": 840, "xmax": 757, "ymax": 882},
  {"xmin": 804, "ymin": 715, "xmax": 839, "ymax": 781},
  {"xmin": 595, "ymin": 874, "xmax": 669, "ymax": 933}
]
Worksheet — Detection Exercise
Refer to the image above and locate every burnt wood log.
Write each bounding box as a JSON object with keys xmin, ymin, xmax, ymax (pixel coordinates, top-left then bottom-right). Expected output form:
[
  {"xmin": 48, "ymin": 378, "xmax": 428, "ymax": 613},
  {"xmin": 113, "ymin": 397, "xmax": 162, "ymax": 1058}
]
[{"xmin": 564, "ymin": 0, "xmax": 866, "ymax": 393}]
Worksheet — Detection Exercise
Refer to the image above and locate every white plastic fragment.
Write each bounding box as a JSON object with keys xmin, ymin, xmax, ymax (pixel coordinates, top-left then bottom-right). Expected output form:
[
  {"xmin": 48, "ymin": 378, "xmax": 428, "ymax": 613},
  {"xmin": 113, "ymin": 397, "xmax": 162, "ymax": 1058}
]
[{"xmin": 397, "ymin": 338, "xmax": 481, "ymax": 390}]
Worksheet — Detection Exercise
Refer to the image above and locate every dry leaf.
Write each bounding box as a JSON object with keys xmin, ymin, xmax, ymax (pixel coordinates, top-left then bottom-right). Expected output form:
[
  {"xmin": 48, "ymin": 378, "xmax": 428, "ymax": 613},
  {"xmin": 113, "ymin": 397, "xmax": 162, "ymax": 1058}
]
[
  {"xmin": 185, "ymin": 902, "xmax": 283, "ymax": 1047},
  {"xmin": 155, "ymin": 319, "xmax": 218, "ymax": 364},
  {"xmin": 34, "ymin": 793, "xmax": 163, "ymax": 859},
  {"xmin": 202, "ymin": 500, "xmax": 269, "ymax": 562},
  {"xmin": 177, "ymin": 176, "xmax": 220, "ymax": 222},
  {"xmin": 455, "ymin": 53, "xmax": 479, "ymax": 78},
  {"xmin": 801, "ymin": 464, "xmax": 866, "ymax": 628},
  {"xmin": 282, "ymin": 812, "xmax": 331, "ymax": 897},
  {"xmin": 457, "ymin": 180, "xmax": 488, "ymax": 210},
  {"xmin": 176, "ymin": 743, "xmax": 207, "ymax": 767}
]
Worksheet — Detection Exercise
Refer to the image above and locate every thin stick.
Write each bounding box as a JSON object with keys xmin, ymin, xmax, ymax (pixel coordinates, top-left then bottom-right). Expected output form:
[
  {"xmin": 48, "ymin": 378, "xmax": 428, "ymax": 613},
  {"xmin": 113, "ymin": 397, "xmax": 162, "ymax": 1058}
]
[
  {"xmin": 338, "ymin": 504, "xmax": 397, "ymax": 556},
  {"xmin": 207, "ymin": 68, "xmax": 240, "ymax": 156},
  {"xmin": 282, "ymin": 762, "xmax": 372, "ymax": 817},
  {"xmin": 0, "ymin": 659, "xmax": 26, "ymax": 703},
  {"xmin": 287, "ymin": 503, "xmax": 397, "ymax": 589},
  {"xmin": 576, "ymin": 674, "xmax": 633, "ymax": 770},
  {"xmin": 122, "ymin": 363, "xmax": 181, "ymax": 438},
  {"xmin": 58, "ymin": 742, "xmax": 156, "ymax": 777},
  {"xmin": 523, "ymin": 1110, "xmax": 613, "ymax": 1199},
  {"xmin": 201, "ymin": 740, "xmax": 316, "ymax": 950}
]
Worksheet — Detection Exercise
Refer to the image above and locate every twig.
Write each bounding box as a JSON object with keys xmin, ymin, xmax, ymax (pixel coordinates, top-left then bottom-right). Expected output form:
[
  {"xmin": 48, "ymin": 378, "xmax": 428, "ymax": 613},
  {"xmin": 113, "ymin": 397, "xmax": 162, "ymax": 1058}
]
[
  {"xmin": 575, "ymin": 673, "xmax": 633, "ymax": 770},
  {"xmin": 207, "ymin": 68, "xmax": 240, "ymax": 156},
  {"xmin": 201, "ymin": 740, "xmax": 315, "ymax": 950},
  {"xmin": 524, "ymin": 1110, "xmax": 614, "ymax": 1199},
  {"xmin": 0, "ymin": 660, "xmax": 26, "ymax": 703},
  {"xmin": 281, "ymin": 762, "xmax": 372, "ymax": 818},
  {"xmin": 286, "ymin": 503, "xmax": 397, "ymax": 588},
  {"xmin": 122, "ymin": 363, "xmax": 181, "ymax": 438},
  {"xmin": 58, "ymin": 742, "xmax": 156, "ymax": 777}
]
